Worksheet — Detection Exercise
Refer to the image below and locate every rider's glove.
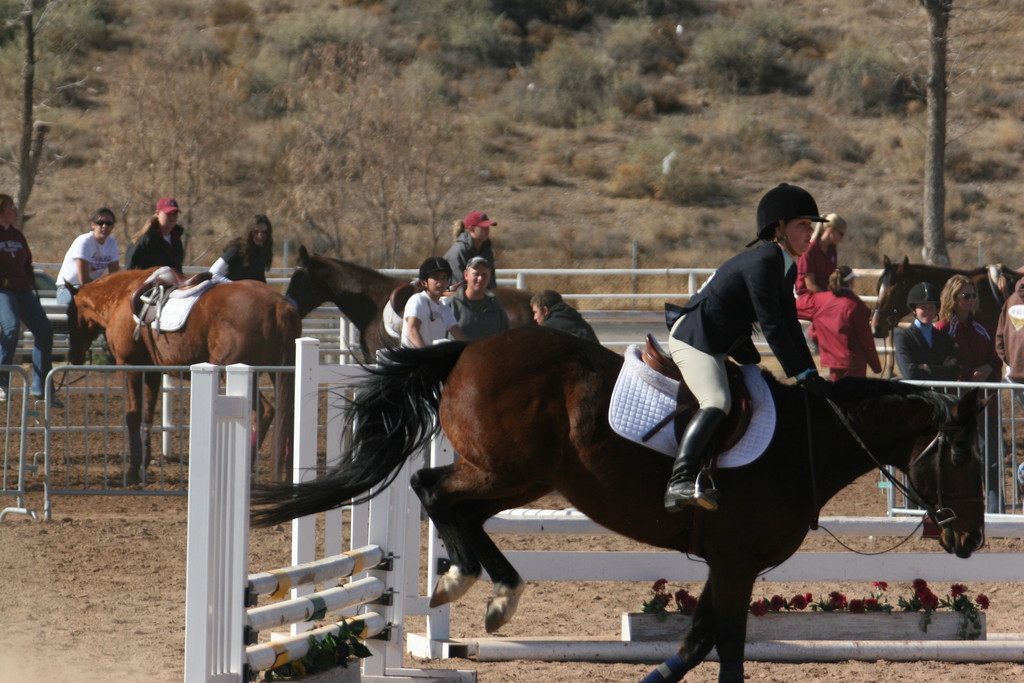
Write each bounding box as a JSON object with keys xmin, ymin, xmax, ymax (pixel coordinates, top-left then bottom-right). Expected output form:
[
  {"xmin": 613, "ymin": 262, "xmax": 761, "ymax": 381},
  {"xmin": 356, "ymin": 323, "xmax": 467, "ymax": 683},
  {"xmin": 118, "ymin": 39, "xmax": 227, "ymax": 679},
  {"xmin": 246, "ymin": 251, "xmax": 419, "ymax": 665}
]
[{"xmin": 797, "ymin": 371, "xmax": 832, "ymax": 399}]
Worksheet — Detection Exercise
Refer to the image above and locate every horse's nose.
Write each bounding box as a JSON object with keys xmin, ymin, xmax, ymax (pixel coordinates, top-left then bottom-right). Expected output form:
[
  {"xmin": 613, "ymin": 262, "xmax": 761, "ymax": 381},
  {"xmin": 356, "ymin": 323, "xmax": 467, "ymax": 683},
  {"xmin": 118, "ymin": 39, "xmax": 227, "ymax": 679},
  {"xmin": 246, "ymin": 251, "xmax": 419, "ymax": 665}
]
[{"xmin": 946, "ymin": 529, "xmax": 983, "ymax": 558}]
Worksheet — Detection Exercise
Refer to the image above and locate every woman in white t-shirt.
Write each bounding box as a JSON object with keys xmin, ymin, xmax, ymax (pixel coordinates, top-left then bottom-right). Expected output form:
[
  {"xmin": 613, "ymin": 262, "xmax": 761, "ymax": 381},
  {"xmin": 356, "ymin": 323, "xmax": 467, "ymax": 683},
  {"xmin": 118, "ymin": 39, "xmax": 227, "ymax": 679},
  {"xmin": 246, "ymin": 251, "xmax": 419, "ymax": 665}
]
[
  {"xmin": 401, "ymin": 257, "xmax": 468, "ymax": 348},
  {"xmin": 56, "ymin": 208, "xmax": 121, "ymax": 304}
]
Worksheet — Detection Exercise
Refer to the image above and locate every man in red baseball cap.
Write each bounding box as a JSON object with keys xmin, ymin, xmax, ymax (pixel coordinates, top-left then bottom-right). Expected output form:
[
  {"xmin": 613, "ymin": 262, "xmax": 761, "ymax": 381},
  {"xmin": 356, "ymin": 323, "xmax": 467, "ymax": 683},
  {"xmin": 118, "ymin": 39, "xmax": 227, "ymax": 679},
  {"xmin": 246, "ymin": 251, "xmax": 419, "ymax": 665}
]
[{"xmin": 445, "ymin": 211, "xmax": 497, "ymax": 289}]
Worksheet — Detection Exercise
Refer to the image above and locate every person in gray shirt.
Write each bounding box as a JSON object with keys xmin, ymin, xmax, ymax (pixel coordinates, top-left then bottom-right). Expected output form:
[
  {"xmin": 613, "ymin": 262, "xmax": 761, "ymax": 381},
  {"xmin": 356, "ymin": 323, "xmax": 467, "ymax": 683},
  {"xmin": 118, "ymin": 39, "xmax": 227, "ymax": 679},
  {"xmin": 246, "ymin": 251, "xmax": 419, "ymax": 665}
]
[{"xmin": 448, "ymin": 256, "xmax": 509, "ymax": 340}]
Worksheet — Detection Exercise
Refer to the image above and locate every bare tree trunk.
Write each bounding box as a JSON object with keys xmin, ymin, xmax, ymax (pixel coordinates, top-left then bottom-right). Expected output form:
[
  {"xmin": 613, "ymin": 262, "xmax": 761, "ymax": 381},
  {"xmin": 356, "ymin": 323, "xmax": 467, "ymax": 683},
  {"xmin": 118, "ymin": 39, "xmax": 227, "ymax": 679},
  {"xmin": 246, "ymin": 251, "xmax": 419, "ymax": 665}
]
[
  {"xmin": 919, "ymin": 0, "xmax": 952, "ymax": 266},
  {"xmin": 17, "ymin": 2, "xmax": 50, "ymax": 229}
]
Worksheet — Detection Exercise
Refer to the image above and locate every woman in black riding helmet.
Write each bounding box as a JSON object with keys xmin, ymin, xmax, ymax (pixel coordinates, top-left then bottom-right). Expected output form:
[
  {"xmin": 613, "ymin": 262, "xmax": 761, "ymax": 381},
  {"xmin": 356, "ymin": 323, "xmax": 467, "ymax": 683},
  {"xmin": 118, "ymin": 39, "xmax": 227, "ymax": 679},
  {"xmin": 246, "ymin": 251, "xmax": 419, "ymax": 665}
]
[{"xmin": 663, "ymin": 183, "xmax": 828, "ymax": 512}]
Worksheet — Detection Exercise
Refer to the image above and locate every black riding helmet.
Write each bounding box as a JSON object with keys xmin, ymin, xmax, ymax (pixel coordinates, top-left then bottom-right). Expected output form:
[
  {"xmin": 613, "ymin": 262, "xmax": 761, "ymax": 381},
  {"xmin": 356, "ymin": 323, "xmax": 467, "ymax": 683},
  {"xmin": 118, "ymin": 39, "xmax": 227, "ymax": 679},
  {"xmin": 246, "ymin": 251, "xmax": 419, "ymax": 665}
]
[
  {"xmin": 906, "ymin": 282, "xmax": 941, "ymax": 309},
  {"xmin": 418, "ymin": 256, "xmax": 453, "ymax": 283},
  {"xmin": 754, "ymin": 183, "xmax": 827, "ymax": 242}
]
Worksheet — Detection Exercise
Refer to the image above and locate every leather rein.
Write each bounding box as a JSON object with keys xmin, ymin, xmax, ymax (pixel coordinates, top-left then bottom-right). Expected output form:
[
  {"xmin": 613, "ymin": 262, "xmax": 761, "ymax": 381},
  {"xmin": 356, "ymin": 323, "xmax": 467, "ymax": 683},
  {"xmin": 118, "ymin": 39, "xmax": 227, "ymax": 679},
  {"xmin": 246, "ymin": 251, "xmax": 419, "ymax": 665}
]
[{"xmin": 812, "ymin": 395, "xmax": 977, "ymax": 534}]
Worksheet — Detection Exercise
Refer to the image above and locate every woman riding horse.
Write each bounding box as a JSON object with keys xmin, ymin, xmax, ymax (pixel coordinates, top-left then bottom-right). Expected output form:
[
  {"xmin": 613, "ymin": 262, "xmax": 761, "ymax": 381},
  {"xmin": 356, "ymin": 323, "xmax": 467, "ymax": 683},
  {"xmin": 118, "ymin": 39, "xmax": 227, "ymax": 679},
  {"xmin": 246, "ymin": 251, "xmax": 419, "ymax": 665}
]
[{"xmin": 664, "ymin": 183, "xmax": 828, "ymax": 512}]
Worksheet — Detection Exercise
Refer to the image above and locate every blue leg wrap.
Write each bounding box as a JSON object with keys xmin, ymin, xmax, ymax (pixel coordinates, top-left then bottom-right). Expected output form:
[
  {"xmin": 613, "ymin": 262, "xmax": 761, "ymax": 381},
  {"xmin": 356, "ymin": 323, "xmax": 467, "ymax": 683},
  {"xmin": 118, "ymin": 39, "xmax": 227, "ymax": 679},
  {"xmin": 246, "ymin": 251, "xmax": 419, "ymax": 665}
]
[{"xmin": 638, "ymin": 654, "xmax": 686, "ymax": 683}]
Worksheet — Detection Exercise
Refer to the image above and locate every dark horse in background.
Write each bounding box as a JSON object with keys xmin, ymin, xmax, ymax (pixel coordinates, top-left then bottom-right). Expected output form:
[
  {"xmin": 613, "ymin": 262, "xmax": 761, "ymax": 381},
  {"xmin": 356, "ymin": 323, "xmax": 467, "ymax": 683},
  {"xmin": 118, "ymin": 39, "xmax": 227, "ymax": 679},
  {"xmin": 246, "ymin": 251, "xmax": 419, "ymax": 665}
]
[
  {"xmin": 252, "ymin": 327, "xmax": 986, "ymax": 683},
  {"xmin": 67, "ymin": 268, "xmax": 301, "ymax": 483},
  {"xmin": 284, "ymin": 246, "xmax": 535, "ymax": 360},
  {"xmin": 870, "ymin": 255, "xmax": 1021, "ymax": 376}
]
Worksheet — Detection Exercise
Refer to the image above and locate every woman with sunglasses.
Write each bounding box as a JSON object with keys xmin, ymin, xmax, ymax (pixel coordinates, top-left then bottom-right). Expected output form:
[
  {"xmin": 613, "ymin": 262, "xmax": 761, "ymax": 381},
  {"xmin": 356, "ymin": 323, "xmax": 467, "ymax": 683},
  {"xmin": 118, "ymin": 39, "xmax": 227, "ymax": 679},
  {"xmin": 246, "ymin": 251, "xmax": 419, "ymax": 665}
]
[
  {"xmin": 56, "ymin": 208, "xmax": 121, "ymax": 304},
  {"xmin": 937, "ymin": 274, "xmax": 1003, "ymax": 513},
  {"xmin": 209, "ymin": 214, "xmax": 274, "ymax": 282},
  {"xmin": 935, "ymin": 274, "xmax": 999, "ymax": 383}
]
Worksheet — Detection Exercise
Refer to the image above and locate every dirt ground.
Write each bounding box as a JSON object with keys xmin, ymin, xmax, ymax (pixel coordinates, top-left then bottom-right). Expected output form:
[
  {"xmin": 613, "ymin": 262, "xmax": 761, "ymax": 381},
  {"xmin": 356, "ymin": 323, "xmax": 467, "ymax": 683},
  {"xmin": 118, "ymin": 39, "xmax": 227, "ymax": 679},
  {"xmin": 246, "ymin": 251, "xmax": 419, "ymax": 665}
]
[{"xmin": 2, "ymin": 430, "xmax": 1024, "ymax": 683}]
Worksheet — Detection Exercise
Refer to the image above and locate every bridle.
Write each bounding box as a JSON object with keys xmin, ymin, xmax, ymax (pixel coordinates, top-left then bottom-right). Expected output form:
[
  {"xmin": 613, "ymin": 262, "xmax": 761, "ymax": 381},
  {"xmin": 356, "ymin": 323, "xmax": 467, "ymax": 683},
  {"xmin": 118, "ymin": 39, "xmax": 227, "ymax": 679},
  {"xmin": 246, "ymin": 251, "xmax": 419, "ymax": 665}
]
[
  {"xmin": 870, "ymin": 269, "xmax": 903, "ymax": 338},
  {"xmin": 818, "ymin": 397, "xmax": 980, "ymax": 532}
]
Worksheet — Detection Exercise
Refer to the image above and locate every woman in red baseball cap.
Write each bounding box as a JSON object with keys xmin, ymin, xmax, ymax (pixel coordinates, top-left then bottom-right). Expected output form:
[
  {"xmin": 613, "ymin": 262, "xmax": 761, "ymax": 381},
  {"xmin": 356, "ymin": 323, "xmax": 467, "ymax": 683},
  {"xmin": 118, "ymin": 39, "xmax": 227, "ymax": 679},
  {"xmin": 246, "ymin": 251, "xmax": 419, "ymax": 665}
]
[
  {"xmin": 125, "ymin": 197, "xmax": 185, "ymax": 272},
  {"xmin": 444, "ymin": 211, "xmax": 497, "ymax": 290}
]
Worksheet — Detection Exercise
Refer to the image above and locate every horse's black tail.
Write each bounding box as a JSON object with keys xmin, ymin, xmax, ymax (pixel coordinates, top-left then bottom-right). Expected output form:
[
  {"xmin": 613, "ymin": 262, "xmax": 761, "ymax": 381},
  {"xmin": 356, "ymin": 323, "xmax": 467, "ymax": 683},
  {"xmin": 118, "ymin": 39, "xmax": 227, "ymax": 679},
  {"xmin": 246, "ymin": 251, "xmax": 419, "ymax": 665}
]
[{"xmin": 250, "ymin": 341, "xmax": 469, "ymax": 527}]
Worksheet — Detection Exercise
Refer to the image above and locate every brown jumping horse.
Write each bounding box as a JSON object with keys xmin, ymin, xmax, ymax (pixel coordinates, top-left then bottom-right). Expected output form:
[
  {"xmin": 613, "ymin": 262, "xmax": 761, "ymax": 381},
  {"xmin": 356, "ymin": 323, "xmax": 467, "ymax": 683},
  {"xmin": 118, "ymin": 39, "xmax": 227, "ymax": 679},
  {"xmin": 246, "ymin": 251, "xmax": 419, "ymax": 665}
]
[
  {"xmin": 284, "ymin": 246, "xmax": 535, "ymax": 360},
  {"xmin": 67, "ymin": 268, "xmax": 301, "ymax": 483},
  {"xmin": 252, "ymin": 327, "xmax": 986, "ymax": 683}
]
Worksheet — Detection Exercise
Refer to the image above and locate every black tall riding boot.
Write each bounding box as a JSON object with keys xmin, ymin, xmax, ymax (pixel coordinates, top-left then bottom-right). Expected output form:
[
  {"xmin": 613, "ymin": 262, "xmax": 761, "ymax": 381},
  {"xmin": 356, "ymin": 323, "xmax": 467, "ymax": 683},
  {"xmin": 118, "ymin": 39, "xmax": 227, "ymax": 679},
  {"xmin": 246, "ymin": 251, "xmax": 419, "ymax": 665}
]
[{"xmin": 664, "ymin": 407, "xmax": 727, "ymax": 512}]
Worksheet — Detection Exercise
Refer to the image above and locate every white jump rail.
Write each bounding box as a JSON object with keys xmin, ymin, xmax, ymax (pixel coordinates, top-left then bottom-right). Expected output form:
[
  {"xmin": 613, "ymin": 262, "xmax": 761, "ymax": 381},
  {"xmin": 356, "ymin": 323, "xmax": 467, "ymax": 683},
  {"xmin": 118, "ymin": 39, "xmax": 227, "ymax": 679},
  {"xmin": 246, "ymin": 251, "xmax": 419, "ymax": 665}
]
[
  {"xmin": 259, "ymin": 340, "xmax": 1024, "ymax": 668},
  {"xmin": 183, "ymin": 360, "xmax": 474, "ymax": 683}
]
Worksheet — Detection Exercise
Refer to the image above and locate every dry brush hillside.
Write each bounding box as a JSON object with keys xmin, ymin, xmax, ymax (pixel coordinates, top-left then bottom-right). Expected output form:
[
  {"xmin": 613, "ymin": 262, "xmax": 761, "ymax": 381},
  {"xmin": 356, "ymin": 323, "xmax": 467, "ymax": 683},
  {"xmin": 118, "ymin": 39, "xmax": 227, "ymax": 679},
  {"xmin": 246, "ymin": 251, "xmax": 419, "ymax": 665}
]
[{"xmin": 0, "ymin": 0, "xmax": 1022, "ymax": 292}]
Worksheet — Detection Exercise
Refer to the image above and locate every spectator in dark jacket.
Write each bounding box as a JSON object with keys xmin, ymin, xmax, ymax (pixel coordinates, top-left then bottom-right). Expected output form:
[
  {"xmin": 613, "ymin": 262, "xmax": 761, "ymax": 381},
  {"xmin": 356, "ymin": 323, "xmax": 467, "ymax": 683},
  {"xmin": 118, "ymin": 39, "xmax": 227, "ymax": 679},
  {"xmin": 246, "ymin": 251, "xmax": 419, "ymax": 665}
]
[
  {"xmin": 445, "ymin": 211, "xmax": 497, "ymax": 289},
  {"xmin": 126, "ymin": 197, "xmax": 185, "ymax": 272},
  {"xmin": 209, "ymin": 214, "xmax": 273, "ymax": 282},
  {"xmin": 530, "ymin": 290, "xmax": 599, "ymax": 344},
  {"xmin": 894, "ymin": 282, "xmax": 960, "ymax": 381}
]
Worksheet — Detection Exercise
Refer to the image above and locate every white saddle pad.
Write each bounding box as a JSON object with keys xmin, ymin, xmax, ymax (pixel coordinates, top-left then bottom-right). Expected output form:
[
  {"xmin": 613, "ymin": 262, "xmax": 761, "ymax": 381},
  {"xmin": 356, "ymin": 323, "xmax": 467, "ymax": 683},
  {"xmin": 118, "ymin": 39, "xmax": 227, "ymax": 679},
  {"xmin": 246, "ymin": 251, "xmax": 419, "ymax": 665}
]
[
  {"xmin": 608, "ymin": 344, "xmax": 776, "ymax": 469},
  {"xmin": 382, "ymin": 300, "xmax": 402, "ymax": 339},
  {"xmin": 134, "ymin": 269, "xmax": 216, "ymax": 332}
]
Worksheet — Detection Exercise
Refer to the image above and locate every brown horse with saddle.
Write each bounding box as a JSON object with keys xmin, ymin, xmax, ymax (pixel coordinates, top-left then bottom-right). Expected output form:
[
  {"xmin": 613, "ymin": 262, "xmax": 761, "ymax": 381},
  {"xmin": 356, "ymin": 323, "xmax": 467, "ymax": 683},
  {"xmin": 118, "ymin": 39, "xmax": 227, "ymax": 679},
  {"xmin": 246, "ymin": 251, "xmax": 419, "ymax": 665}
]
[
  {"xmin": 66, "ymin": 267, "xmax": 300, "ymax": 484},
  {"xmin": 253, "ymin": 325, "xmax": 985, "ymax": 683}
]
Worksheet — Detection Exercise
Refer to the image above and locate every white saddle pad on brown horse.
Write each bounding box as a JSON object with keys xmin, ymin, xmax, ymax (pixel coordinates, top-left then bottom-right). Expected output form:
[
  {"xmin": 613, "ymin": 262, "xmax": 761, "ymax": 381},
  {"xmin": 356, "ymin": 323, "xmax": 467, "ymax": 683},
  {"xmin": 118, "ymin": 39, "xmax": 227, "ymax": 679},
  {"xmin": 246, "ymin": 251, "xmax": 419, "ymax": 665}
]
[
  {"xmin": 608, "ymin": 344, "xmax": 776, "ymax": 469},
  {"xmin": 133, "ymin": 268, "xmax": 217, "ymax": 333}
]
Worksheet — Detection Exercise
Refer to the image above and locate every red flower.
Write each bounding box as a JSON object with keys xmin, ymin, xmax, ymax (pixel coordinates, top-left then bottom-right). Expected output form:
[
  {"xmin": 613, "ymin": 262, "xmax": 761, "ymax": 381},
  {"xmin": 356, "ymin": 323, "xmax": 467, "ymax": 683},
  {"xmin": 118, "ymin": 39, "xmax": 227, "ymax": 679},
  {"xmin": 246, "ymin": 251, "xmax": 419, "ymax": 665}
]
[
  {"xmin": 790, "ymin": 594, "xmax": 808, "ymax": 610},
  {"xmin": 864, "ymin": 598, "xmax": 880, "ymax": 611},
  {"xmin": 828, "ymin": 591, "xmax": 848, "ymax": 609},
  {"xmin": 805, "ymin": 592, "xmax": 813, "ymax": 603},
  {"xmin": 676, "ymin": 590, "xmax": 698, "ymax": 613},
  {"xmin": 652, "ymin": 579, "xmax": 668, "ymax": 593},
  {"xmin": 976, "ymin": 594, "xmax": 990, "ymax": 610},
  {"xmin": 750, "ymin": 599, "xmax": 768, "ymax": 617},
  {"xmin": 950, "ymin": 583, "xmax": 967, "ymax": 597},
  {"xmin": 919, "ymin": 590, "xmax": 940, "ymax": 610},
  {"xmin": 849, "ymin": 599, "xmax": 866, "ymax": 614},
  {"xmin": 872, "ymin": 581, "xmax": 888, "ymax": 591},
  {"xmin": 912, "ymin": 578, "xmax": 929, "ymax": 594},
  {"xmin": 770, "ymin": 595, "xmax": 787, "ymax": 611}
]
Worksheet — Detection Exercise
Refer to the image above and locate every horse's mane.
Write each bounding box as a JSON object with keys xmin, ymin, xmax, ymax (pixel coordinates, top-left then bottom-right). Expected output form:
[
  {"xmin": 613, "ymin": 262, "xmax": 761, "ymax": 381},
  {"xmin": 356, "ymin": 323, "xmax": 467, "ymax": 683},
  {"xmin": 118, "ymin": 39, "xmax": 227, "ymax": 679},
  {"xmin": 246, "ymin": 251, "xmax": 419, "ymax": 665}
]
[
  {"xmin": 763, "ymin": 370, "xmax": 953, "ymax": 429},
  {"xmin": 314, "ymin": 253, "xmax": 402, "ymax": 284},
  {"xmin": 880, "ymin": 259, "xmax": 987, "ymax": 287}
]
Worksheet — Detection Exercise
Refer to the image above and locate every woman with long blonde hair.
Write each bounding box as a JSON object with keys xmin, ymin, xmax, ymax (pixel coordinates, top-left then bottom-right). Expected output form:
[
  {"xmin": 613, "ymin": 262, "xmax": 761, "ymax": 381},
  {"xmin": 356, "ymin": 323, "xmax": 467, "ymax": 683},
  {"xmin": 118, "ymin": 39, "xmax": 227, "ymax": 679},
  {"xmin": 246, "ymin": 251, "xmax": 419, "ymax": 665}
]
[
  {"xmin": 935, "ymin": 274, "xmax": 999, "ymax": 383},
  {"xmin": 936, "ymin": 273, "xmax": 1003, "ymax": 513}
]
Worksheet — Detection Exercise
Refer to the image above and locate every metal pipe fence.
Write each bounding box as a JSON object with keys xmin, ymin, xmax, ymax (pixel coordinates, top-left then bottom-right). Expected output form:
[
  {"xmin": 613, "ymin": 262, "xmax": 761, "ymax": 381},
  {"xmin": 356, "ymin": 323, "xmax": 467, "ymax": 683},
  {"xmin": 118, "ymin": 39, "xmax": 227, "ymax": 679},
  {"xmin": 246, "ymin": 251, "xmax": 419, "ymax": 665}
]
[
  {"xmin": 0, "ymin": 365, "xmax": 36, "ymax": 521},
  {"xmin": 887, "ymin": 380, "xmax": 1024, "ymax": 518},
  {"xmin": 35, "ymin": 364, "xmax": 295, "ymax": 520},
  {"xmin": 2, "ymin": 352, "xmax": 1021, "ymax": 524},
  {"xmin": 27, "ymin": 263, "xmax": 884, "ymax": 362}
]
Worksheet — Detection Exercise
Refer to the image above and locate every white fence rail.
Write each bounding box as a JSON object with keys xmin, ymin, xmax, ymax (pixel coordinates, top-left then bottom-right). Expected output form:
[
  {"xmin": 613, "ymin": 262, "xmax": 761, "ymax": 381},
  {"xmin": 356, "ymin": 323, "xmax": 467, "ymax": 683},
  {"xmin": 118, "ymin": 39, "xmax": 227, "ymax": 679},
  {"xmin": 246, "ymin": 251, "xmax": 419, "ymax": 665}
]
[{"xmin": 29, "ymin": 263, "xmax": 883, "ymax": 360}]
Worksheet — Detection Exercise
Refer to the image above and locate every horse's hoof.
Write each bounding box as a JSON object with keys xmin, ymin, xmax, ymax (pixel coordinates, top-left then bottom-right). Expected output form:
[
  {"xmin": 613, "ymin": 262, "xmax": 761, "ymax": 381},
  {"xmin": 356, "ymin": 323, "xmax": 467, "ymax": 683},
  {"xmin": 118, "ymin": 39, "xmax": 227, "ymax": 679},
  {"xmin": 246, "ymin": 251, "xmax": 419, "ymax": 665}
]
[
  {"xmin": 428, "ymin": 565, "xmax": 478, "ymax": 608},
  {"xmin": 484, "ymin": 581, "xmax": 524, "ymax": 633}
]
